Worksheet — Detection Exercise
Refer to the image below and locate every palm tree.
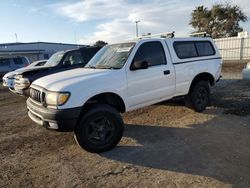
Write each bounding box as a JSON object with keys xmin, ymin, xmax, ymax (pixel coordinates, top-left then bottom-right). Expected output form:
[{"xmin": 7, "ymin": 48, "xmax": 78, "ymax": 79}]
[{"xmin": 190, "ymin": 3, "xmax": 248, "ymax": 38}]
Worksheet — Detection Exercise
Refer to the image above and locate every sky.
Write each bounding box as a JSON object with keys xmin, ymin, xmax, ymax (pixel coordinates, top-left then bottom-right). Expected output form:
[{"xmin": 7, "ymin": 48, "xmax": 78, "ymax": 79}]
[{"xmin": 0, "ymin": 0, "xmax": 250, "ymax": 45}]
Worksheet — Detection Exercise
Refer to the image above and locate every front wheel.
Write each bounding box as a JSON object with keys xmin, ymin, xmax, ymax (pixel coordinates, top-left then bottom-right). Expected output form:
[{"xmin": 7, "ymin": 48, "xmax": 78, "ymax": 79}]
[
  {"xmin": 74, "ymin": 104, "xmax": 124, "ymax": 153},
  {"xmin": 185, "ymin": 81, "xmax": 210, "ymax": 112}
]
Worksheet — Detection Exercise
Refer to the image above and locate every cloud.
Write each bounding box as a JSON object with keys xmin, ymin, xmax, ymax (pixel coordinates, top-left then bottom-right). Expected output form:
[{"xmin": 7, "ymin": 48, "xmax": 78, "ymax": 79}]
[
  {"xmin": 52, "ymin": 0, "xmax": 250, "ymax": 44},
  {"xmin": 79, "ymin": 18, "xmax": 135, "ymax": 44},
  {"xmin": 52, "ymin": 0, "xmax": 127, "ymax": 22}
]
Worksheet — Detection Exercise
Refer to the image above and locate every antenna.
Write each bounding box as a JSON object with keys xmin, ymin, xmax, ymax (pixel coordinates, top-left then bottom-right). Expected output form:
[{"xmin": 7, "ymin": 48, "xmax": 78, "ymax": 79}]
[{"xmin": 74, "ymin": 30, "xmax": 77, "ymax": 44}]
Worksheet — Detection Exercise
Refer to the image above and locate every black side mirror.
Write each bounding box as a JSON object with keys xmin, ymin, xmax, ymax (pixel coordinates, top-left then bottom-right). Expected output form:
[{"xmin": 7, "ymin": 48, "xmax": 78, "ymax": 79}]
[{"xmin": 130, "ymin": 60, "xmax": 149, "ymax": 71}]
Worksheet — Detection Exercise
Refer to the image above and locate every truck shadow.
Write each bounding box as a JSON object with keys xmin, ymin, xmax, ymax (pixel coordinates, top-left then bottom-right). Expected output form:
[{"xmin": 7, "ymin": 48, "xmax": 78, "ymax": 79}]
[
  {"xmin": 210, "ymin": 79, "xmax": 250, "ymax": 116},
  {"xmin": 158, "ymin": 79, "xmax": 250, "ymax": 116},
  {"xmin": 102, "ymin": 117, "xmax": 250, "ymax": 186}
]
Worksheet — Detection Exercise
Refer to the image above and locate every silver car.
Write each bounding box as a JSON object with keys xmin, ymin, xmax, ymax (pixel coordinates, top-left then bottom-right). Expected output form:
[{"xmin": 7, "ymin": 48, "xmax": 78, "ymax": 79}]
[
  {"xmin": 242, "ymin": 62, "xmax": 250, "ymax": 79},
  {"xmin": 2, "ymin": 59, "xmax": 47, "ymax": 90},
  {"xmin": 0, "ymin": 56, "xmax": 30, "ymax": 77}
]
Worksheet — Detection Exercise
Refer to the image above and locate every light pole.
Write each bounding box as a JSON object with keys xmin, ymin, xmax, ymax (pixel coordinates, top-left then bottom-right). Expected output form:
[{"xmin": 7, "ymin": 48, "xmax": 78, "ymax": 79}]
[
  {"xmin": 135, "ymin": 20, "xmax": 140, "ymax": 38},
  {"xmin": 15, "ymin": 33, "xmax": 18, "ymax": 43}
]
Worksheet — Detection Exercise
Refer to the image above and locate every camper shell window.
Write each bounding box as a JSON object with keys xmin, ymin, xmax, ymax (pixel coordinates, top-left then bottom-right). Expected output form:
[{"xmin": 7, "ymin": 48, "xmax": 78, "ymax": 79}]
[{"xmin": 174, "ymin": 41, "xmax": 215, "ymax": 59}]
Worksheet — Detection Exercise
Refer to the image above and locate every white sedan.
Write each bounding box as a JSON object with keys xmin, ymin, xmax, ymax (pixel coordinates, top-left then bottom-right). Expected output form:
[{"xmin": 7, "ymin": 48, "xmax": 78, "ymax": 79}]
[
  {"xmin": 242, "ymin": 62, "xmax": 250, "ymax": 79},
  {"xmin": 2, "ymin": 60, "xmax": 47, "ymax": 89}
]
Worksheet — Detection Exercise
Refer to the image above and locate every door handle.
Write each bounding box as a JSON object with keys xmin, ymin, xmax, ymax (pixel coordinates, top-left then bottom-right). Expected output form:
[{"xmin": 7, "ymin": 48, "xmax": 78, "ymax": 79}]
[{"xmin": 163, "ymin": 70, "xmax": 170, "ymax": 75}]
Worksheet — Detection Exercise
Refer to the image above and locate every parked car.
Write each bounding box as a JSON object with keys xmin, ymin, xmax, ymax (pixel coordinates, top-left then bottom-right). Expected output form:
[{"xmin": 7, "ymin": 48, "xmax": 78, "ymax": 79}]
[
  {"xmin": 13, "ymin": 46, "xmax": 101, "ymax": 96},
  {"xmin": 2, "ymin": 60, "xmax": 47, "ymax": 90},
  {"xmin": 242, "ymin": 62, "xmax": 250, "ymax": 79},
  {"xmin": 26, "ymin": 36, "xmax": 222, "ymax": 153},
  {"xmin": 0, "ymin": 56, "xmax": 30, "ymax": 78}
]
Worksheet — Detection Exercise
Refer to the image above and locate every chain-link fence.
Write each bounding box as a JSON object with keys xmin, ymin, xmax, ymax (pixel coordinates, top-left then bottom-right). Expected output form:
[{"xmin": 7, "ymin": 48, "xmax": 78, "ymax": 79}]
[{"xmin": 214, "ymin": 37, "xmax": 250, "ymax": 61}]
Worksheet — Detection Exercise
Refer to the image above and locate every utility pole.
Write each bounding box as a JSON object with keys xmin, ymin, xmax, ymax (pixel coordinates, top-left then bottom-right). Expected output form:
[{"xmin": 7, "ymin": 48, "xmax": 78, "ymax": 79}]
[
  {"xmin": 74, "ymin": 30, "xmax": 77, "ymax": 44},
  {"xmin": 14, "ymin": 33, "xmax": 18, "ymax": 43},
  {"xmin": 135, "ymin": 20, "xmax": 140, "ymax": 38}
]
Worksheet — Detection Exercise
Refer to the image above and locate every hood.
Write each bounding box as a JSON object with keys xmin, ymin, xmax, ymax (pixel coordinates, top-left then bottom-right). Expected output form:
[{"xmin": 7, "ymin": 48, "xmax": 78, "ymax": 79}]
[
  {"xmin": 3, "ymin": 71, "xmax": 16, "ymax": 79},
  {"xmin": 3, "ymin": 66, "xmax": 41, "ymax": 79},
  {"xmin": 32, "ymin": 68, "xmax": 115, "ymax": 91},
  {"xmin": 15, "ymin": 65, "xmax": 51, "ymax": 75}
]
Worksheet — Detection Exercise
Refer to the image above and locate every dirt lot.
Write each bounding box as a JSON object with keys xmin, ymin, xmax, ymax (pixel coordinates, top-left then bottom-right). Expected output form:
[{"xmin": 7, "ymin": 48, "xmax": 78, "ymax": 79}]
[{"xmin": 0, "ymin": 64, "xmax": 250, "ymax": 188}]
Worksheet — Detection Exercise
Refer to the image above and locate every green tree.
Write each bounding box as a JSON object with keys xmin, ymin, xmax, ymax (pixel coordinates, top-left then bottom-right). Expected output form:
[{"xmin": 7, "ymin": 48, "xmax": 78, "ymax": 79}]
[
  {"xmin": 190, "ymin": 3, "xmax": 248, "ymax": 38},
  {"xmin": 94, "ymin": 40, "xmax": 108, "ymax": 47}
]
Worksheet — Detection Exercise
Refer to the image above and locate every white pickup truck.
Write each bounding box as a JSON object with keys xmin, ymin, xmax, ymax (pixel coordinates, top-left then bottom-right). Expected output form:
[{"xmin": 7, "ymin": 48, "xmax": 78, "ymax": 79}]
[{"xmin": 27, "ymin": 36, "xmax": 222, "ymax": 153}]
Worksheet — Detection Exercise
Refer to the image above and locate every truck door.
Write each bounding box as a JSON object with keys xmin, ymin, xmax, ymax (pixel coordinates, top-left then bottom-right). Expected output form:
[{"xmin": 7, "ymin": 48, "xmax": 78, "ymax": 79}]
[{"xmin": 126, "ymin": 40, "xmax": 175, "ymax": 109}]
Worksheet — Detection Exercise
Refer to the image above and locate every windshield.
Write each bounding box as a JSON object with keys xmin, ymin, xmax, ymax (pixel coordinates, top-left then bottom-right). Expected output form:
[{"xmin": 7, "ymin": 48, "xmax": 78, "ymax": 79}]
[
  {"xmin": 45, "ymin": 51, "xmax": 64, "ymax": 67},
  {"xmin": 85, "ymin": 42, "xmax": 135, "ymax": 69}
]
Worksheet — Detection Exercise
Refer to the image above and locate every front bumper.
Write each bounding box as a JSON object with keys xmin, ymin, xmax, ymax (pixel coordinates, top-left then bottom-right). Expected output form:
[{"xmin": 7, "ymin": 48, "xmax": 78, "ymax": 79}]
[
  {"xmin": 2, "ymin": 77, "xmax": 14, "ymax": 88},
  {"xmin": 14, "ymin": 87, "xmax": 30, "ymax": 96},
  {"xmin": 27, "ymin": 98, "xmax": 81, "ymax": 131}
]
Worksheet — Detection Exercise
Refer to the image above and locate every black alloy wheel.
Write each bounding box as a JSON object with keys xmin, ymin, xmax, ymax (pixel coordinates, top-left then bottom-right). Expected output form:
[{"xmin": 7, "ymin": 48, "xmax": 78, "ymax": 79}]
[{"xmin": 74, "ymin": 104, "xmax": 124, "ymax": 153}]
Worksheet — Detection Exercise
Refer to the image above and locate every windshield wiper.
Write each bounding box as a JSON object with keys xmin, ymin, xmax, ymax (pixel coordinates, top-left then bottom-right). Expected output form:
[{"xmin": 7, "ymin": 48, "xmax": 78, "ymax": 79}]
[
  {"xmin": 96, "ymin": 66, "xmax": 120, "ymax": 70},
  {"xmin": 84, "ymin": 65, "xmax": 96, "ymax": 69}
]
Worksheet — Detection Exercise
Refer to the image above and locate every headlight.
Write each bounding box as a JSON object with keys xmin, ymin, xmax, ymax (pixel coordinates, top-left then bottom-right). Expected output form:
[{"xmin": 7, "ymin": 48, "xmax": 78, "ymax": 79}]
[
  {"xmin": 7, "ymin": 75, "xmax": 15, "ymax": 79},
  {"xmin": 45, "ymin": 92, "xmax": 70, "ymax": 106},
  {"xmin": 15, "ymin": 74, "xmax": 23, "ymax": 79},
  {"xmin": 20, "ymin": 78, "xmax": 30, "ymax": 84},
  {"xmin": 246, "ymin": 62, "xmax": 250, "ymax": 69}
]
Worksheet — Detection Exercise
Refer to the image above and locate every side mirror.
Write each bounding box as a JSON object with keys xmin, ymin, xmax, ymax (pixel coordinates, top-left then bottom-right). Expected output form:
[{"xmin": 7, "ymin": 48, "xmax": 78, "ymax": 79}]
[
  {"xmin": 63, "ymin": 60, "xmax": 71, "ymax": 67},
  {"xmin": 130, "ymin": 60, "xmax": 149, "ymax": 71}
]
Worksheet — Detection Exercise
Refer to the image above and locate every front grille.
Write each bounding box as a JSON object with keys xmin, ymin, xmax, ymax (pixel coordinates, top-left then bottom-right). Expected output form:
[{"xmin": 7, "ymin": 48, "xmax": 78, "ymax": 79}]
[
  {"xmin": 14, "ymin": 75, "xmax": 30, "ymax": 89},
  {"xmin": 14, "ymin": 75, "xmax": 21, "ymax": 84},
  {"xmin": 30, "ymin": 88, "xmax": 43, "ymax": 103},
  {"xmin": 14, "ymin": 77, "xmax": 20, "ymax": 87}
]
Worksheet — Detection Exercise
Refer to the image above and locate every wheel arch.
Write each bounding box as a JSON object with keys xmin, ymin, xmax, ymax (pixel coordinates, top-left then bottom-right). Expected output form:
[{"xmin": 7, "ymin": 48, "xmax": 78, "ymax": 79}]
[
  {"xmin": 80, "ymin": 92, "xmax": 126, "ymax": 115},
  {"xmin": 189, "ymin": 72, "xmax": 215, "ymax": 93}
]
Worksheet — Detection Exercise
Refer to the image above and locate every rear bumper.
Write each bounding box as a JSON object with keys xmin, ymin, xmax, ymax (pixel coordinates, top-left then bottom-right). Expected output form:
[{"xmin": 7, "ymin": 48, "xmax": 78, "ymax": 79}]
[{"xmin": 27, "ymin": 98, "xmax": 81, "ymax": 132}]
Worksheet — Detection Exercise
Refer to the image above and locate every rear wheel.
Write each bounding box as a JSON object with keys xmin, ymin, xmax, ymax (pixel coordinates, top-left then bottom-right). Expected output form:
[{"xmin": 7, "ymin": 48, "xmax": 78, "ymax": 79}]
[
  {"xmin": 74, "ymin": 104, "xmax": 124, "ymax": 153},
  {"xmin": 185, "ymin": 81, "xmax": 210, "ymax": 112}
]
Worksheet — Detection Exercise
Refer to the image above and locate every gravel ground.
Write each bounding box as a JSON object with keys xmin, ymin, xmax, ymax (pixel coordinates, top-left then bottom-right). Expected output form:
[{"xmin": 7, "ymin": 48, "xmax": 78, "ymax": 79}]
[{"xmin": 0, "ymin": 64, "xmax": 250, "ymax": 188}]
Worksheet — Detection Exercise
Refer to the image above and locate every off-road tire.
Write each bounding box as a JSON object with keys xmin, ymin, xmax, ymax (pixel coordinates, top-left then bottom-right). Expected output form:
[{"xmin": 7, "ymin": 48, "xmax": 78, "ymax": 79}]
[
  {"xmin": 74, "ymin": 104, "xmax": 124, "ymax": 153},
  {"xmin": 185, "ymin": 81, "xmax": 210, "ymax": 112}
]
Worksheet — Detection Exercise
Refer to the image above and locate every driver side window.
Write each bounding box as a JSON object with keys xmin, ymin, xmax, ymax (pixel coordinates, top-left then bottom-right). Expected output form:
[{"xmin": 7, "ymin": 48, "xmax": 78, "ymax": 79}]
[
  {"xmin": 133, "ymin": 41, "xmax": 166, "ymax": 67},
  {"xmin": 63, "ymin": 51, "xmax": 84, "ymax": 66}
]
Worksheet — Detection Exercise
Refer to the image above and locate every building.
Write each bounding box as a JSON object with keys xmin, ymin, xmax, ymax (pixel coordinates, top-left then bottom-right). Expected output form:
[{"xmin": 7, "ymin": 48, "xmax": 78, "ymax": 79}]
[{"xmin": 0, "ymin": 42, "xmax": 85, "ymax": 63}]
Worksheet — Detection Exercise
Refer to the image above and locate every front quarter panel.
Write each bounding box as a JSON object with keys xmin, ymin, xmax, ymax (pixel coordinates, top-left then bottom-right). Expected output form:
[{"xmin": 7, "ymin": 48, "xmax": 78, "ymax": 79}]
[{"xmin": 57, "ymin": 69, "xmax": 128, "ymax": 110}]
